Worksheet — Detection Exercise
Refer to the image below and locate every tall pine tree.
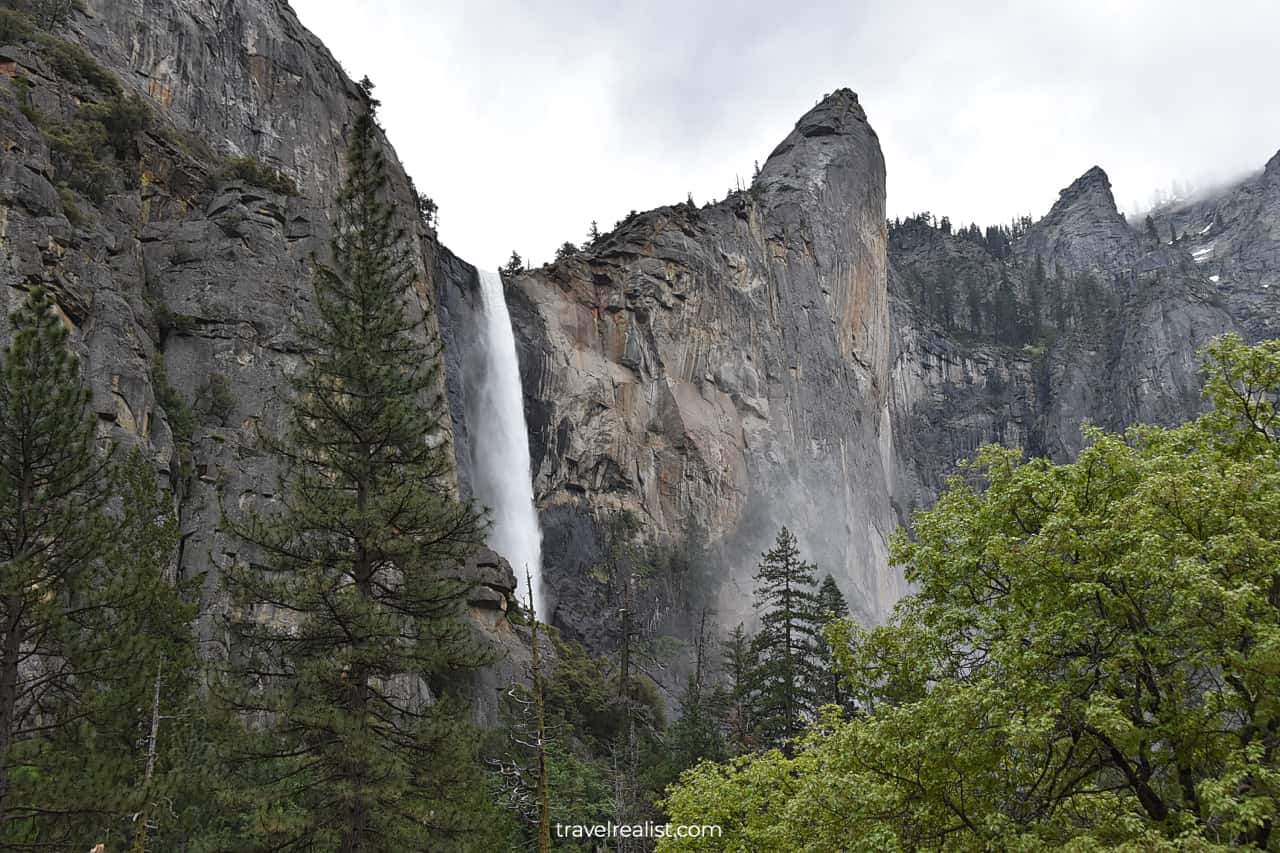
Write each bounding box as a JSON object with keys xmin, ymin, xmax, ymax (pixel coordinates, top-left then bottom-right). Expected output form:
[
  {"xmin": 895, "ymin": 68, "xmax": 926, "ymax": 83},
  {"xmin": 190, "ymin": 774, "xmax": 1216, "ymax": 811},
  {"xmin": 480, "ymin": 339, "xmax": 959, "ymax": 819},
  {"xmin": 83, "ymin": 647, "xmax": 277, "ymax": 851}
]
[
  {"xmin": 0, "ymin": 288, "xmax": 213, "ymax": 849},
  {"xmin": 0, "ymin": 287, "xmax": 112, "ymax": 841},
  {"xmin": 219, "ymin": 90, "xmax": 497, "ymax": 852},
  {"xmin": 751, "ymin": 527, "xmax": 821, "ymax": 751},
  {"xmin": 813, "ymin": 574, "xmax": 852, "ymax": 712},
  {"xmin": 718, "ymin": 623, "xmax": 757, "ymax": 755}
]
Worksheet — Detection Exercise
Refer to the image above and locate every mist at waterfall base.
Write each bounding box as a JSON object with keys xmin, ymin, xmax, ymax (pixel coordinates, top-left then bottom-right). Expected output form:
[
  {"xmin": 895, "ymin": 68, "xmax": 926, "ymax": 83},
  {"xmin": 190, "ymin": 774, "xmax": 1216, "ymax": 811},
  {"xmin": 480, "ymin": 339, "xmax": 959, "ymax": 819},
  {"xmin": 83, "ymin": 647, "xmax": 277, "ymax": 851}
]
[{"xmin": 467, "ymin": 270, "xmax": 547, "ymax": 619}]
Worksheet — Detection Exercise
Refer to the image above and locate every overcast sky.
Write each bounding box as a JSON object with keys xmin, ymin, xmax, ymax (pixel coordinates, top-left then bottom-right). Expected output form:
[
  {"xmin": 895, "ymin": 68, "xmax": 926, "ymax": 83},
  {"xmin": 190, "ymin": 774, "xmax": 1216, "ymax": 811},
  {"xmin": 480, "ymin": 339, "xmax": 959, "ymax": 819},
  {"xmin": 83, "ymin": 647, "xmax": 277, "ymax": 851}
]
[{"xmin": 289, "ymin": 0, "xmax": 1280, "ymax": 270}]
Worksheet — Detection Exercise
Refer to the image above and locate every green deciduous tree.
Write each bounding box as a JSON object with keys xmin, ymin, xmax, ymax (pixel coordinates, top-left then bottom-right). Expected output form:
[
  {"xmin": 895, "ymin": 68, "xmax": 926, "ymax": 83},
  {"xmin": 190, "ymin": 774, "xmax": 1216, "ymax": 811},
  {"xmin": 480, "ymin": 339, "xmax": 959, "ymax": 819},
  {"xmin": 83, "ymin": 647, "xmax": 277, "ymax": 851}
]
[
  {"xmin": 662, "ymin": 334, "xmax": 1280, "ymax": 851},
  {"xmin": 218, "ymin": 97, "xmax": 498, "ymax": 852}
]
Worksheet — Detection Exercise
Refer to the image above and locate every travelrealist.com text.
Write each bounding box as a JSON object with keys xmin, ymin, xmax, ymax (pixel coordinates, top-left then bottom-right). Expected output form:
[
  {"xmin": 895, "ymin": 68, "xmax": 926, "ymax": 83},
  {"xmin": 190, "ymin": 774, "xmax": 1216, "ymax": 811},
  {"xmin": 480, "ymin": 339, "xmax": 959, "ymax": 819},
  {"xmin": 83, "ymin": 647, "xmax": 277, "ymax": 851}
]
[{"xmin": 554, "ymin": 822, "xmax": 724, "ymax": 840}]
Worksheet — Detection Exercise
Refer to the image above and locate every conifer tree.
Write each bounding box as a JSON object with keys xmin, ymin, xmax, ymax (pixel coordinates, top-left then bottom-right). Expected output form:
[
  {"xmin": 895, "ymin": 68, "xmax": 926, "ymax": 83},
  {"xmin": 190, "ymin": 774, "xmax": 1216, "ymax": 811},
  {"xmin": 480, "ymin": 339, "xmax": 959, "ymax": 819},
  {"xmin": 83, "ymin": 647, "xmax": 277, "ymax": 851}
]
[
  {"xmin": 991, "ymin": 265, "xmax": 1030, "ymax": 345},
  {"xmin": 718, "ymin": 623, "xmax": 756, "ymax": 755},
  {"xmin": 0, "ymin": 290, "xmax": 213, "ymax": 848},
  {"xmin": 0, "ymin": 286, "xmax": 112, "ymax": 838},
  {"xmin": 1048, "ymin": 270, "xmax": 1069, "ymax": 329},
  {"xmin": 219, "ymin": 92, "xmax": 496, "ymax": 852},
  {"xmin": 750, "ymin": 527, "xmax": 821, "ymax": 751},
  {"xmin": 586, "ymin": 220, "xmax": 600, "ymax": 245},
  {"xmin": 655, "ymin": 608, "xmax": 725, "ymax": 787},
  {"xmin": 502, "ymin": 250, "xmax": 525, "ymax": 276},
  {"xmin": 935, "ymin": 269, "xmax": 957, "ymax": 329},
  {"xmin": 812, "ymin": 574, "xmax": 851, "ymax": 712},
  {"xmin": 78, "ymin": 452, "xmax": 202, "ymax": 852}
]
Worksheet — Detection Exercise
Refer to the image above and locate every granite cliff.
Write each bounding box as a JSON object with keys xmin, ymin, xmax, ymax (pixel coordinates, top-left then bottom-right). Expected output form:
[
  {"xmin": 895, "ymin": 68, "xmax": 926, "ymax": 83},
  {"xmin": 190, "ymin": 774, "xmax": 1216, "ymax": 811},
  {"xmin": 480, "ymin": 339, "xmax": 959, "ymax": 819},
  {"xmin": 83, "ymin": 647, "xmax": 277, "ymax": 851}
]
[
  {"xmin": 0, "ymin": 0, "xmax": 521, "ymax": 688},
  {"xmin": 443, "ymin": 90, "xmax": 906, "ymax": 651},
  {"xmin": 4, "ymin": 0, "xmax": 1279, "ymax": 687},
  {"xmin": 887, "ymin": 161, "xmax": 1270, "ymax": 515}
]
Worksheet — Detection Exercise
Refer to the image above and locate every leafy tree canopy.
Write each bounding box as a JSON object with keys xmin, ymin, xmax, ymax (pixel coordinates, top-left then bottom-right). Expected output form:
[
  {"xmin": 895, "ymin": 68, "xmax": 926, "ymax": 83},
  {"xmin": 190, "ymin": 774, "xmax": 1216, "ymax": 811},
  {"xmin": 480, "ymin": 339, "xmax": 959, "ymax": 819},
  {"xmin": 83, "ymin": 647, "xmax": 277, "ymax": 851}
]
[{"xmin": 662, "ymin": 334, "xmax": 1280, "ymax": 851}]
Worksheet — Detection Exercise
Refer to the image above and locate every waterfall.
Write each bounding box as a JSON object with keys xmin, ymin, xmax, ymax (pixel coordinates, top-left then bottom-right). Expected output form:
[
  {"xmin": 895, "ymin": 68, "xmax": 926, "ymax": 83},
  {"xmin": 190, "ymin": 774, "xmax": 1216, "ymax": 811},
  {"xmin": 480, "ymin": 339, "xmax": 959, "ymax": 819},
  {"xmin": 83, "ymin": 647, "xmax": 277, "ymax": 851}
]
[{"xmin": 470, "ymin": 270, "xmax": 546, "ymax": 618}]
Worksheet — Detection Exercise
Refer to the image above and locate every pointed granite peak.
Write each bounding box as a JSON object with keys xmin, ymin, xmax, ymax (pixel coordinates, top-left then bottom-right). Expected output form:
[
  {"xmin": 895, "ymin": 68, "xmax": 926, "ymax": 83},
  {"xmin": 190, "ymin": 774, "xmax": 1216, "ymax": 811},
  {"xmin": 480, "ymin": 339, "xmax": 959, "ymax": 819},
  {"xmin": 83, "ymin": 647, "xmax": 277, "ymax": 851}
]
[
  {"xmin": 1018, "ymin": 165, "xmax": 1136, "ymax": 274},
  {"xmin": 1049, "ymin": 165, "xmax": 1119, "ymax": 217},
  {"xmin": 756, "ymin": 88, "xmax": 882, "ymax": 208},
  {"xmin": 791, "ymin": 88, "xmax": 868, "ymax": 138}
]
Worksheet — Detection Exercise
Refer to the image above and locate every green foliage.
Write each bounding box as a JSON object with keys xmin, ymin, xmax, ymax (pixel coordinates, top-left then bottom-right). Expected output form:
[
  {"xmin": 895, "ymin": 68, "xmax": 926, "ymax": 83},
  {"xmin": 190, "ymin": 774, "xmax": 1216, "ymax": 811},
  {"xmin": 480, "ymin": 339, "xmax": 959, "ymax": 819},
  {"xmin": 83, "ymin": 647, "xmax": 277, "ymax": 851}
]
[
  {"xmin": 42, "ymin": 93, "xmax": 150, "ymax": 201},
  {"xmin": 151, "ymin": 353, "xmax": 194, "ymax": 447},
  {"xmin": 717, "ymin": 623, "xmax": 758, "ymax": 755},
  {"xmin": 650, "ymin": 674, "xmax": 728, "ymax": 795},
  {"xmin": 0, "ymin": 9, "xmax": 34, "ymax": 42},
  {"xmin": 218, "ymin": 103, "xmax": 498, "ymax": 850},
  {"xmin": 34, "ymin": 31, "xmax": 120, "ymax": 94},
  {"xmin": 545, "ymin": 634, "xmax": 618, "ymax": 748},
  {"xmin": 662, "ymin": 335, "xmax": 1280, "ymax": 851},
  {"xmin": 811, "ymin": 575, "xmax": 851, "ymax": 711},
  {"xmin": 751, "ymin": 527, "xmax": 822, "ymax": 750},
  {"xmin": 415, "ymin": 190, "xmax": 437, "ymax": 228},
  {"xmin": 209, "ymin": 155, "xmax": 298, "ymax": 195},
  {"xmin": 147, "ymin": 295, "xmax": 198, "ymax": 341},
  {"xmin": 0, "ymin": 286, "xmax": 113, "ymax": 841},
  {"xmin": 0, "ymin": 292, "xmax": 203, "ymax": 847},
  {"xmin": 545, "ymin": 741, "xmax": 614, "ymax": 837},
  {"xmin": 58, "ymin": 185, "xmax": 87, "ymax": 227},
  {"xmin": 15, "ymin": 452, "xmax": 210, "ymax": 851}
]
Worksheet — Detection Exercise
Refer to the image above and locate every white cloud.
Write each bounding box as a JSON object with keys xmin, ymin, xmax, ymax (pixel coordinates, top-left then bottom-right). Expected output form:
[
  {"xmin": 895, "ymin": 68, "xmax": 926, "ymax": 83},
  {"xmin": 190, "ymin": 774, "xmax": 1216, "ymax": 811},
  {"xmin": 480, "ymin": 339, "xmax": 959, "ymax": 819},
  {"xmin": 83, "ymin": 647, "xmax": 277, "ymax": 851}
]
[{"xmin": 290, "ymin": 0, "xmax": 1280, "ymax": 268}]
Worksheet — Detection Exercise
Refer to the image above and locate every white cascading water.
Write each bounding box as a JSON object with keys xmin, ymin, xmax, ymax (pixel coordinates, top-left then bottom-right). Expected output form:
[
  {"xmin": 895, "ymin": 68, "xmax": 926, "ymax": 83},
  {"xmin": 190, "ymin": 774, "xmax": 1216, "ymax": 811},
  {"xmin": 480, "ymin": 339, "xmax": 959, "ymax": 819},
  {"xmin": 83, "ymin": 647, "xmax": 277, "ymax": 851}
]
[{"xmin": 471, "ymin": 270, "xmax": 546, "ymax": 618}]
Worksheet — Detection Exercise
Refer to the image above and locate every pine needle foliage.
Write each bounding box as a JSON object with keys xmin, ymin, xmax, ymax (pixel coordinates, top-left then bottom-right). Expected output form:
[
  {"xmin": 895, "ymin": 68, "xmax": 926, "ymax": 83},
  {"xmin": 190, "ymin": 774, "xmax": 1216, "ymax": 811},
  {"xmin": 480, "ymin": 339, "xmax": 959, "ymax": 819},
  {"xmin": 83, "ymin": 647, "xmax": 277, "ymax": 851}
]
[
  {"xmin": 0, "ymin": 286, "xmax": 112, "ymax": 842},
  {"xmin": 750, "ymin": 527, "xmax": 822, "ymax": 750},
  {"xmin": 1, "ymin": 291, "xmax": 206, "ymax": 849},
  {"xmin": 218, "ymin": 96, "xmax": 496, "ymax": 852}
]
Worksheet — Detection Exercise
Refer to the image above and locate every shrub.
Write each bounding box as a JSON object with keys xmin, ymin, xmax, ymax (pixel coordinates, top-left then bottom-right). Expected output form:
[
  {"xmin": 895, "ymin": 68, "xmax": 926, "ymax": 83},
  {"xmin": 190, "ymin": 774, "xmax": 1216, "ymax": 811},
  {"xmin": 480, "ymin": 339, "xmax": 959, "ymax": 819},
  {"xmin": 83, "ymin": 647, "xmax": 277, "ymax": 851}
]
[
  {"xmin": 151, "ymin": 354, "xmax": 194, "ymax": 447},
  {"xmin": 145, "ymin": 293, "xmax": 198, "ymax": 342},
  {"xmin": 11, "ymin": 74, "xmax": 38, "ymax": 122},
  {"xmin": 57, "ymin": 186, "xmax": 86, "ymax": 227},
  {"xmin": 209, "ymin": 156, "xmax": 297, "ymax": 195},
  {"xmin": 34, "ymin": 32, "xmax": 120, "ymax": 94},
  {"xmin": 29, "ymin": 0, "xmax": 77, "ymax": 29},
  {"xmin": 83, "ymin": 91, "xmax": 149, "ymax": 153},
  {"xmin": 42, "ymin": 94, "xmax": 150, "ymax": 201},
  {"xmin": 43, "ymin": 115, "xmax": 116, "ymax": 200},
  {"xmin": 415, "ymin": 191, "xmax": 437, "ymax": 228},
  {"xmin": 0, "ymin": 9, "xmax": 35, "ymax": 42}
]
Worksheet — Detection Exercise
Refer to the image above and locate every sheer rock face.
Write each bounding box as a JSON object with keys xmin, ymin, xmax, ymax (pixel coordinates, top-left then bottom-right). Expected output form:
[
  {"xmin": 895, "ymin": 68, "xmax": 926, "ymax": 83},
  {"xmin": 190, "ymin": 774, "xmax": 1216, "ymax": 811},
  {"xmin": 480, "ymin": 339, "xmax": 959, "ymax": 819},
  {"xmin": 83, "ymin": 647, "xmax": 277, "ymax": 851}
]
[
  {"xmin": 1151, "ymin": 150, "xmax": 1280, "ymax": 342},
  {"xmin": 0, "ymin": 1, "xmax": 476, "ymax": 648},
  {"xmin": 6, "ymin": 0, "xmax": 1280, "ymax": 681},
  {"xmin": 463, "ymin": 90, "xmax": 906, "ymax": 634},
  {"xmin": 888, "ymin": 164, "xmax": 1244, "ymax": 516},
  {"xmin": 1018, "ymin": 166, "xmax": 1140, "ymax": 277}
]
